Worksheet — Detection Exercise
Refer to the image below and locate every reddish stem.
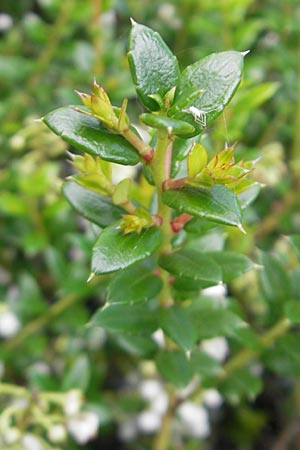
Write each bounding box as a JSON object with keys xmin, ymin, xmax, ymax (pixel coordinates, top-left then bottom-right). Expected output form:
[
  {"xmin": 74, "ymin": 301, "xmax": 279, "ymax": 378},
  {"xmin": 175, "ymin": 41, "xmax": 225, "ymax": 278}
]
[{"xmin": 171, "ymin": 213, "xmax": 193, "ymax": 232}]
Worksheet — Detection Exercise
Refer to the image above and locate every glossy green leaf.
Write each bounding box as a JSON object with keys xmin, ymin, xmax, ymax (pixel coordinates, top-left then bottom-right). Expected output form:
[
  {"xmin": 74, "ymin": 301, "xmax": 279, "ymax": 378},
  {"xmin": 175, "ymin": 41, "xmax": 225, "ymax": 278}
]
[
  {"xmin": 162, "ymin": 185, "xmax": 242, "ymax": 228},
  {"xmin": 92, "ymin": 224, "xmax": 162, "ymax": 274},
  {"xmin": 170, "ymin": 51, "xmax": 245, "ymax": 137},
  {"xmin": 186, "ymin": 296, "xmax": 243, "ymax": 340},
  {"xmin": 156, "ymin": 350, "xmax": 193, "ymax": 387},
  {"xmin": 204, "ymin": 251, "xmax": 255, "ymax": 283},
  {"xmin": 63, "ymin": 180, "xmax": 124, "ymax": 227},
  {"xmin": 159, "ymin": 249, "xmax": 222, "ymax": 285},
  {"xmin": 158, "ymin": 305, "xmax": 197, "ymax": 351},
  {"xmin": 258, "ymin": 252, "xmax": 292, "ymax": 305},
  {"xmin": 237, "ymin": 182, "xmax": 261, "ymax": 209},
  {"xmin": 139, "ymin": 113, "xmax": 195, "ymax": 135},
  {"xmin": 128, "ymin": 21, "xmax": 180, "ymax": 111},
  {"xmin": 107, "ymin": 263, "xmax": 163, "ymax": 303},
  {"xmin": 62, "ymin": 355, "xmax": 90, "ymax": 392},
  {"xmin": 91, "ymin": 302, "xmax": 158, "ymax": 334},
  {"xmin": 43, "ymin": 106, "xmax": 139, "ymax": 165}
]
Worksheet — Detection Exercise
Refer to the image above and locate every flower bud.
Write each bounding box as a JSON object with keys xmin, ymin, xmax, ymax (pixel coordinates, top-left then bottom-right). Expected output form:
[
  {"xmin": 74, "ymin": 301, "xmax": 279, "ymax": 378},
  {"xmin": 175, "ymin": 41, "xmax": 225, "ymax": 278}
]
[
  {"xmin": 67, "ymin": 411, "xmax": 99, "ymax": 444},
  {"xmin": 48, "ymin": 424, "xmax": 67, "ymax": 443}
]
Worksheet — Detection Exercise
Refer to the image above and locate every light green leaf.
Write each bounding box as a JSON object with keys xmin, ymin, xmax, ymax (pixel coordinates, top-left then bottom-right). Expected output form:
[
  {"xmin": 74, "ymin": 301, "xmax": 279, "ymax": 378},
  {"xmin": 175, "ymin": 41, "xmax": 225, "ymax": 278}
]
[
  {"xmin": 288, "ymin": 235, "xmax": 300, "ymax": 262},
  {"xmin": 62, "ymin": 355, "xmax": 90, "ymax": 392},
  {"xmin": 220, "ymin": 367, "xmax": 263, "ymax": 402},
  {"xmin": 190, "ymin": 349, "xmax": 222, "ymax": 379},
  {"xmin": 107, "ymin": 263, "xmax": 163, "ymax": 303},
  {"xmin": 91, "ymin": 302, "xmax": 158, "ymax": 334},
  {"xmin": 187, "ymin": 143, "xmax": 207, "ymax": 178},
  {"xmin": 156, "ymin": 350, "xmax": 193, "ymax": 387},
  {"xmin": 63, "ymin": 180, "xmax": 125, "ymax": 227},
  {"xmin": 162, "ymin": 185, "xmax": 243, "ymax": 228},
  {"xmin": 264, "ymin": 334, "xmax": 300, "ymax": 376},
  {"xmin": 139, "ymin": 113, "xmax": 195, "ymax": 135},
  {"xmin": 159, "ymin": 249, "xmax": 222, "ymax": 285},
  {"xmin": 284, "ymin": 301, "xmax": 300, "ymax": 324},
  {"xmin": 128, "ymin": 21, "xmax": 180, "ymax": 111},
  {"xmin": 237, "ymin": 182, "xmax": 261, "ymax": 209},
  {"xmin": 92, "ymin": 224, "xmax": 162, "ymax": 274},
  {"xmin": 204, "ymin": 251, "xmax": 255, "ymax": 282},
  {"xmin": 43, "ymin": 106, "xmax": 139, "ymax": 165},
  {"xmin": 158, "ymin": 305, "xmax": 197, "ymax": 351}
]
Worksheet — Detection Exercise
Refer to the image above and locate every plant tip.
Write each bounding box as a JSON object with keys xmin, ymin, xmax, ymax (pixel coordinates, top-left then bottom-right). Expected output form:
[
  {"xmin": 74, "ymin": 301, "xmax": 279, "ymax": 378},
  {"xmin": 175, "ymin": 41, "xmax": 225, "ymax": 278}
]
[
  {"xmin": 238, "ymin": 223, "xmax": 247, "ymax": 235},
  {"xmin": 87, "ymin": 272, "xmax": 95, "ymax": 283},
  {"xmin": 130, "ymin": 17, "xmax": 137, "ymax": 26},
  {"xmin": 241, "ymin": 50, "xmax": 250, "ymax": 56}
]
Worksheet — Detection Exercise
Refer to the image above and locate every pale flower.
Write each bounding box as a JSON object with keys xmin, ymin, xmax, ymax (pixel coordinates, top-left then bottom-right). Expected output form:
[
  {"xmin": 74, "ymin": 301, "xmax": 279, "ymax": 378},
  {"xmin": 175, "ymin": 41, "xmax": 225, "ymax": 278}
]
[
  {"xmin": 0, "ymin": 308, "xmax": 20, "ymax": 338},
  {"xmin": 177, "ymin": 401, "xmax": 210, "ymax": 438},
  {"xmin": 67, "ymin": 411, "xmax": 99, "ymax": 444}
]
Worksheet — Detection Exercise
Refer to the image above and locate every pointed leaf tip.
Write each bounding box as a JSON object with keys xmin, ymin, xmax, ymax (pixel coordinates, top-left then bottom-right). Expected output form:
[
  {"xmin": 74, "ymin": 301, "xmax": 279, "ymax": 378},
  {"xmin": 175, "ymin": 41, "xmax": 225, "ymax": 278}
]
[
  {"xmin": 241, "ymin": 50, "xmax": 250, "ymax": 56},
  {"xmin": 130, "ymin": 17, "xmax": 137, "ymax": 26},
  {"xmin": 87, "ymin": 272, "xmax": 95, "ymax": 283},
  {"xmin": 238, "ymin": 223, "xmax": 247, "ymax": 234}
]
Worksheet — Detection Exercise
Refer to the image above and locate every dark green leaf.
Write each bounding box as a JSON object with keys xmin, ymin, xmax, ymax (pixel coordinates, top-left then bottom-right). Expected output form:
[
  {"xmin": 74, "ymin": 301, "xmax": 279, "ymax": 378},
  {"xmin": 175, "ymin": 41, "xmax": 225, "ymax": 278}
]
[
  {"xmin": 107, "ymin": 263, "xmax": 163, "ymax": 303},
  {"xmin": 156, "ymin": 350, "xmax": 193, "ymax": 387},
  {"xmin": 158, "ymin": 305, "xmax": 197, "ymax": 351},
  {"xmin": 139, "ymin": 113, "xmax": 195, "ymax": 135},
  {"xmin": 43, "ymin": 106, "xmax": 139, "ymax": 165},
  {"xmin": 258, "ymin": 252, "xmax": 292, "ymax": 305},
  {"xmin": 128, "ymin": 21, "xmax": 180, "ymax": 111},
  {"xmin": 204, "ymin": 251, "xmax": 255, "ymax": 283},
  {"xmin": 91, "ymin": 302, "xmax": 158, "ymax": 334},
  {"xmin": 62, "ymin": 355, "xmax": 90, "ymax": 392},
  {"xmin": 63, "ymin": 180, "xmax": 125, "ymax": 227},
  {"xmin": 92, "ymin": 224, "xmax": 162, "ymax": 274},
  {"xmin": 263, "ymin": 333, "xmax": 300, "ymax": 376},
  {"xmin": 162, "ymin": 185, "xmax": 243, "ymax": 228},
  {"xmin": 159, "ymin": 249, "xmax": 222, "ymax": 285},
  {"xmin": 220, "ymin": 367, "xmax": 263, "ymax": 402},
  {"xmin": 170, "ymin": 51, "xmax": 245, "ymax": 137}
]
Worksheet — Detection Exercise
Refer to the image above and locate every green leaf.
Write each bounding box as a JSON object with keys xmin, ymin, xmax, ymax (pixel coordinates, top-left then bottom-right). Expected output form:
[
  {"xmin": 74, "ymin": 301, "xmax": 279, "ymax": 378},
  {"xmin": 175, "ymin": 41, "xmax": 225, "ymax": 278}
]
[
  {"xmin": 288, "ymin": 235, "xmax": 300, "ymax": 262},
  {"xmin": 128, "ymin": 21, "xmax": 180, "ymax": 111},
  {"xmin": 91, "ymin": 302, "xmax": 158, "ymax": 334},
  {"xmin": 92, "ymin": 224, "xmax": 162, "ymax": 274},
  {"xmin": 63, "ymin": 180, "xmax": 124, "ymax": 227},
  {"xmin": 258, "ymin": 252, "xmax": 292, "ymax": 305},
  {"xmin": 237, "ymin": 182, "xmax": 261, "ymax": 209},
  {"xmin": 156, "ymin": 350, "xmax": 193, "ymax": 387},
  {"xmin": 220, "ymin": 367, "xmax": 263, "ymax": 402},
  {"xmin": 139, "ymin": 113, "xmax": 195, "ymax": 135},
  {"xmin": 187, "ymin": 143, "xmax": 207, "ymax": 178},
  {"xmin": 43, "ymin": 106, "xmax": 139, "ymax": 165},
  {"xmin": 284, "ymin": 301, "xmax": 300, "ymax": 324},
  {"xmin": 62, "ymin": 355, "xmax": 90, "ymax": 392},
  {"xmin": 186, "ymin": 296, "xmax": 243, "ymax": 340},
  {"xmin": 263, "ymin": 333, "xmax": 300, "ymax": 376},
  {"xmin": 162, "ymin": 185, "xmax": 243, "ymax": 228},
  {"xmin": 158, "ymin": 305, "xmax": 197, "ymax": 351},
  {"xmin": 107, "ymin": 263, "xmax": 163, "ymax": 303},
  {"xmin": 159, "ymin": 249, "xmax": 222, "ymax": 285},
  {"xmin": 170, "ymin": 51, "xmax": 245, "ymax": 136},
  {"xmin": 190, "ymin": 349, "xmax": 222, "ymax": 379},
  {"xmin": 204, "ymin": 251, "xmax": 255, "ymax": 283},
  {"xmin": 112, "ymin": 333, "xmax": 158, "ymax": 358}
]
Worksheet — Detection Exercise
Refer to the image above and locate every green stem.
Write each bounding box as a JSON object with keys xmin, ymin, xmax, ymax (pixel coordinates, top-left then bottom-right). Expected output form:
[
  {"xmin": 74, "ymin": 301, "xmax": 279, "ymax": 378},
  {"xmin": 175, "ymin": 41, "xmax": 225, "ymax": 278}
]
[
  {"xmin": 122, "ymin": 128, "xmax": 154, "ymax": 162},
  {"xmin": 3, "ymin": 291, "xmax": 91, "ymax": 350},
  {"xmin": 0, "ymin": 383, "xmax": 30, "ymax": 398},
  {"xmin": 152, "ymin": 391, "xmax": 177, "ymax": 450}
]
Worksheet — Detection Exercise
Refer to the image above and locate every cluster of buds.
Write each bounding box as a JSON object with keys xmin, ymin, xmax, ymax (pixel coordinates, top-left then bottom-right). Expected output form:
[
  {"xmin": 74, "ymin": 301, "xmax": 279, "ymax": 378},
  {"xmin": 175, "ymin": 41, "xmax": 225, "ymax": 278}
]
[
  {"xmin": 68, "ymin": 152, "xmax": 112, "ymax": 195},
  {"xmin": 188, "ymin": 144, "xmax": 255, "ymax": 194},
  {"xmin": 75, "ymin": 79, "xmax": 129, "ymax": 133},
  {"xmin": 119, "ymin": 208, "xmax": 161, "ymax": 234}
]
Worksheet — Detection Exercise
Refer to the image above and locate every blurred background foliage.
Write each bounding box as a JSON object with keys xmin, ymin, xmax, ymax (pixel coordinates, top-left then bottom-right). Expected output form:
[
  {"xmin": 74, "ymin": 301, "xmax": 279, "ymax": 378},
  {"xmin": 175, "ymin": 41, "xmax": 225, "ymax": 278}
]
[{"xmin": 0, "ymin": 0, "xmax": 299, "ymax": 449}]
